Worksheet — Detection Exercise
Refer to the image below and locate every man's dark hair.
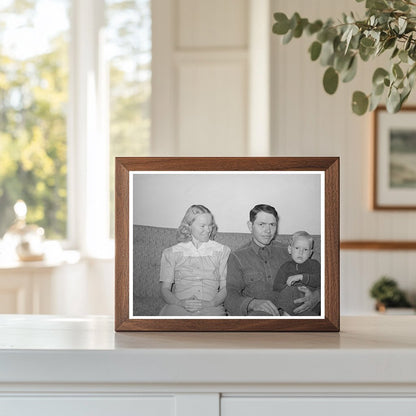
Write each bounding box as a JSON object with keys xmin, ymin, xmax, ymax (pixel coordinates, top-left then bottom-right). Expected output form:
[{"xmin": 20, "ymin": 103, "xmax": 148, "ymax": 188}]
[{"xmin": 249, "ymin": 204, "xmax": 278, "ymax": 223}]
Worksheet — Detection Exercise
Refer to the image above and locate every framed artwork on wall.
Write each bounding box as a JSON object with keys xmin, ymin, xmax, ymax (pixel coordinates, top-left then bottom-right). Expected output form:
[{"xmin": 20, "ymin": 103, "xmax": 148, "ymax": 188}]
[
  {"xmin": 115, "ymin": 157, "xmax": 339, "ymax": 332},
  {"xmin": 374, "ymin": 106, "xmax": 416, "ymax": 210}
]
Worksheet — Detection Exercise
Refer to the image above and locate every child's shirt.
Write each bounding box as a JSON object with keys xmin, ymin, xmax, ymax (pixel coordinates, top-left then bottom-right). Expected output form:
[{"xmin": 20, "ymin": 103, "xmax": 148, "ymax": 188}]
[{"xmin": 273, "ymin": 258, "xmax": 321, "ymax": 292}]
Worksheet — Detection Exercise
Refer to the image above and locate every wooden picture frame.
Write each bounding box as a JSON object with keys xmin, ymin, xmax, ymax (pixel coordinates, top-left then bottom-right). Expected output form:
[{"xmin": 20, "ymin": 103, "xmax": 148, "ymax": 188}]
[
  {"xmin": 115, "ymin": 157, "xmax": 339, "ymax": 331},
  {"xmin": 373, "ymin": 106, "xmax": 416, "ymax": 210}
]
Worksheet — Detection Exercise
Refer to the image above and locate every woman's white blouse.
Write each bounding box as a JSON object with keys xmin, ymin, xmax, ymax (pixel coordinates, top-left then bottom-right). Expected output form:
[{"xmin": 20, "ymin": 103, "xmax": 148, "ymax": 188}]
[{"xmin": 160, "ymin": 240, "xmax": 231, "ymax": 301}]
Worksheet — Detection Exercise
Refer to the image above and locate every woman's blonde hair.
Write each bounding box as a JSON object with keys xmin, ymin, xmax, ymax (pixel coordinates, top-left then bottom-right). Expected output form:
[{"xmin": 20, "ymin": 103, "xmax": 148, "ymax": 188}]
[{"xmin": 176, "ymin": 204, "xmax": 218, "ymax": 242}]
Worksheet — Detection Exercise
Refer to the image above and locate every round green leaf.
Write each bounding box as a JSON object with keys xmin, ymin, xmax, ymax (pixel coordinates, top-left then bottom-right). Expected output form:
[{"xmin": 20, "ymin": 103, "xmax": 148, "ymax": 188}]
[
  {"xmin": 323, "ymin": 67, "xmax": 339, "ymax": 95},
  {"xmin": 307, "ymin": 20, "xmax": 323, "ymax": 35},
  {"xmin": 352, "ymin": 91, "xmax": 369, "ymax": 115},
  {"xmin": 360, "ymin": 37, "xmax": 375, "ymax": 48},
  {"xmin": 309, "ymin": 41, "xmax": 322, "ymax": 61},
  {"xmin": 372, "ymin": 68, "xmax": 389, "ymax": 86},
  {"xmin": 273, "ymin": 13, "xmax": 290, "ymax": 35}
]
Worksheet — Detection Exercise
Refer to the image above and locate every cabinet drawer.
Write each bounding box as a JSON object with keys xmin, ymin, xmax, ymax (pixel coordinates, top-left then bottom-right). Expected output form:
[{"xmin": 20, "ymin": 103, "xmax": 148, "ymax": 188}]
[
  {"xmin": 222, "ymin": 397, "xmax": 416, "ymax": 416},
  {"xmin": 0, "ymin": 396, "xmax": 174, "ymax": 416}
]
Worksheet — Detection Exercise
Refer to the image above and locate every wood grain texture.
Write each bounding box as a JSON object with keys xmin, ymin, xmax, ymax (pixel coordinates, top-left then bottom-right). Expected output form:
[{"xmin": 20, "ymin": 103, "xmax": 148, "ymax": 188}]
[
  {"xmin": 115, "ymin": 159, "xmax": 130, "ymax": 330},
  {"xmin": 114, "ymin": 157, "xmax": 340, "ymax": 332},
  {"xmin": 341, "ymin": 241, "xmax": 416, "ymax": 250}
]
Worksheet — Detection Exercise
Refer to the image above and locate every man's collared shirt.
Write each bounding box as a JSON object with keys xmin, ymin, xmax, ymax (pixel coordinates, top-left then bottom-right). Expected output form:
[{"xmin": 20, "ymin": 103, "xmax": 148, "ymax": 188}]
[{"xmin": 224, "ymin": 239, "xmax": 289, "ymax": 315}]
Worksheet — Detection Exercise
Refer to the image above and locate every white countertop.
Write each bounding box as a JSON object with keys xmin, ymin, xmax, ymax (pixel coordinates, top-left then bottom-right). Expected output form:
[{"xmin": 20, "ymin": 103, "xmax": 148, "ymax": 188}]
[{"xmin": 0, "ymin": 315, "xmax": 415, "ymax": 388}]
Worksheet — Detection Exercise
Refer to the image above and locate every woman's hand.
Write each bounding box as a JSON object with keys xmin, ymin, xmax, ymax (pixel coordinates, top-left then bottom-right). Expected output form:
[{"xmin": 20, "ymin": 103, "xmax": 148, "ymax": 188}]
[{"xmin": 180, "ymin": 297, "xmax": 202, "ymax": 312}]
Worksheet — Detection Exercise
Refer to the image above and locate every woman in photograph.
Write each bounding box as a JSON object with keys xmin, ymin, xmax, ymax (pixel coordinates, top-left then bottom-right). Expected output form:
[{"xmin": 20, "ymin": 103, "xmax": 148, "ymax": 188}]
[{"xmin": 159, "ymin": 204, "xmax": 231, "ymax": 316}]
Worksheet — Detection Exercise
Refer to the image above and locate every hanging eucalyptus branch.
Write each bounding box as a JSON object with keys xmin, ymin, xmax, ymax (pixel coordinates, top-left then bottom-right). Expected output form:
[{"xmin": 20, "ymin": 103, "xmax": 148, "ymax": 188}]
[{"xmin": 273, "ymin": 0, "xmax": 416, "ymax": 115}]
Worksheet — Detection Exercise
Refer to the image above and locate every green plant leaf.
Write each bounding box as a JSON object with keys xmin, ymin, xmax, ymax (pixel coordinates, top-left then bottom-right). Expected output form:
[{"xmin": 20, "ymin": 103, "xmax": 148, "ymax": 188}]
[
  {"xmin": 366, "ymin": 0, "xmax": 388, "ymax": 11},
  {"xmin": 400, "ymin": 86, "xmax": 411, "ymax": 106},
  {"xmin": 309, "ymin": 41, "xmax": 322, "ymax": 61},
  {"xmin": 387, "ymin": 87, "xmax": 401, "ymax": 112},
  {"xmin": 307, "ymin": 20, "xmax": 323, "ymax": 35},
  {"xmin": 372, "ymin": 67, "xmax": 389, "ymax": 86},
  {"xmin": 342, "ymin": 56, "xmax": 358, "ymax": 82},
  {"xmin": 374, "ymin": 82, "xmax": 385, "ymax": 95},
  {"xmin": 360, "ymin": 37, "xmax": 375, "ymax": 48},
  {"xmin": 352, "ymin": 91, "xmax": 369, "ymax": 115},
  {"xmin": 383, "ymin": 37, "xmax": 396, "ymax": 50},
  {"xmin": 393, "ymin": 63, "xmax": 404, "ymax": 79},
  {"xmin": 334, "ymin": 52, "xmax": 352, "ymax": 72},
  {"xmin": 320, "ymin": 40, "xmax": 335, "ymax": 66},
  {"xmin": 405, "ymin": 33, "xmax": 413, "ymax": 50},
  {"xmin": 323, "ymin": 67, "xmax": 339, "ymax": 94},
  {"xmin": 369, "ymin": 91, "xmax": 383, "ymax": 111},
  {"xmin": 391, "ymin": 47, "xmax": 399, "ymax": 59},
  {"xmin": 393, "ymin": 0, "xmax": 410, "ymax": 12},
  {"xmin": 398, "ymin": 16, "xmax": 407, "ymax": 34},
  {"xmin": 273, "ymin": 13, "xmax": 290, "ymax": 34},
  {"xmin": 282, "ymin": 29, "xmax": 294, "ymax": 44},
  {"xmin": 399, "ymin": 49, "xmax": 408, "ymax": 63}
]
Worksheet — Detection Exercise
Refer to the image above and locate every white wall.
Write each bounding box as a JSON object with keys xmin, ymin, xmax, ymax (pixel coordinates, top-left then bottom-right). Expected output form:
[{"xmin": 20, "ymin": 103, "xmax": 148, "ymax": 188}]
[
  {"xmin": 132, "ymin": 173, "xmax": 322, "ymax": 234},
  {"xmin": 83, "ymin": 0, "xmax": 416, "ymax": 316},
  {"xmin": 270, "ymin": 0, "xmax": 416, "ymax": 313}
]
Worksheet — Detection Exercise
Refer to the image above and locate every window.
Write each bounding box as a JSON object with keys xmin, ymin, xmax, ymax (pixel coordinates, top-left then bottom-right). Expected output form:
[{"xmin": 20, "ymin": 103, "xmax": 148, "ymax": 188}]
[
  {"xmin": 106, "ymin": 0, "xmax": 151, "ymax": 237},
  {"xmin": 0, "ymin": 0, "xmax": 151, "ymax": 253},
  {"xmin": 0, "ymin": 0, "xmax": 70, "ymax": 239}
]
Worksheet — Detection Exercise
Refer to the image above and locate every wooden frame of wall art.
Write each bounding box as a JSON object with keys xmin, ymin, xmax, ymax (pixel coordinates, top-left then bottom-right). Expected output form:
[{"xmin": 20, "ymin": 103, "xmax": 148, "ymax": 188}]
[
  {"xmin": 115, "ymin": 157, "xmax": 339, "ymax": 332},
  {"xmin": 373, "ymin": 106, "xmax": 416, "ymax": 210}
]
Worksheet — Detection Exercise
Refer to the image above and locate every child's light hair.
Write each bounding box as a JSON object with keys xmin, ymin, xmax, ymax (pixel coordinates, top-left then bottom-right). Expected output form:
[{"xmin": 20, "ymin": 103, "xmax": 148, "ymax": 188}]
[
  {"xmin": 176, "ymin": 204, "xmax": 218, "ymax": 242},
  {"xmin": 290, "ymin": 231, "xmax": 314, "ymax": 249}
]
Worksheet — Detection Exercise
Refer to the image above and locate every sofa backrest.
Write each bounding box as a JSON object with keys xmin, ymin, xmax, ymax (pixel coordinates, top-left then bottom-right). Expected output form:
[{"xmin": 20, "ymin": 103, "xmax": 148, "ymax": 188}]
[{"xmin": 133, "ymin": 225, "xmax": 321, "ymax": 299}]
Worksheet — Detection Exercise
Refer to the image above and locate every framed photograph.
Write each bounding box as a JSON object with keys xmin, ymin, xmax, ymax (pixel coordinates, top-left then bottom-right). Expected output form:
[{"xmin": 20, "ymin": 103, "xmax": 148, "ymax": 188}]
[
  {"xmin": 374, "ymin": 106, "xmax": 416, "ymax": 209},
  {"xmin": 115, "ymin": 157, "xmax": 339, "ymax": 332}
]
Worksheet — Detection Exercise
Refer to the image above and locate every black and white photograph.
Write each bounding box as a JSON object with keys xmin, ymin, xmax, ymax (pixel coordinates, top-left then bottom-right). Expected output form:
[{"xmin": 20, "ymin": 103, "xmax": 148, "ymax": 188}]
[
  {"xmin": 130, "ymin": 172, "xmax": 324, "ymax": 319},
  {"xmin": 115, "ymin": 156, "xmax": 339, "ymax": 332}
]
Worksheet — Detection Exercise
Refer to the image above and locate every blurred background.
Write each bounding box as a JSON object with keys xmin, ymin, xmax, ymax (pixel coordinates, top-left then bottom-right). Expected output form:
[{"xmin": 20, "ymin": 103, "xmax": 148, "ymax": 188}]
[{"xmin": 0, "ymin": 0, "xmax": 415, "ymax": 316}]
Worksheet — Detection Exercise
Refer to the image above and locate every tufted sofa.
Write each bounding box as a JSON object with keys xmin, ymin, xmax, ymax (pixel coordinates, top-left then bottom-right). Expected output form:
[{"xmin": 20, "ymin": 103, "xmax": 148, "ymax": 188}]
[{"xmin": 133, "ymin": 225, "xmax": 321, "ymax": 316}]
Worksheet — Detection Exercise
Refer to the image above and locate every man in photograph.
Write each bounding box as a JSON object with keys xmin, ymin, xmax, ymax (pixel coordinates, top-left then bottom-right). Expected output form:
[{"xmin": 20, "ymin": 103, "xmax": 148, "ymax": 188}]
[{"xmin": 224, "ymin": 204, "xmax": 320, "ymax": 316}]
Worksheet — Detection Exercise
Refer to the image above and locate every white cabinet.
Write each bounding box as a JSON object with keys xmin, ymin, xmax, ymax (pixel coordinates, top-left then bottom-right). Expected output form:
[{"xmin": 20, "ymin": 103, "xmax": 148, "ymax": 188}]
[
  {"xmin": 221, "ymin": 398, "xmax": 416, "ymax": 416},
  {"xmin": 0, "ymin": 316, "xmax": 415, "ymax": 415},
  {"xmin": 1, "ymin": 396, "xmax": 175, "ymax": 416}
]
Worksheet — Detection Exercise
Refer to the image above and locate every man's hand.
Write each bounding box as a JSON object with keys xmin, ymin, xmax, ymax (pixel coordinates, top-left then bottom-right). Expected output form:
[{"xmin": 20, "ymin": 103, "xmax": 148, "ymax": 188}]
[
  {"xmin": 293, "ymin": 286, "xmax": 320, "ymax": 314},
  {"xmin": 248, "ymin": 299, "xmax": 279, "ymax": 316},
  {"xmin": 286, "ymin": 274, "xmax": 302, "ymax": 286}
]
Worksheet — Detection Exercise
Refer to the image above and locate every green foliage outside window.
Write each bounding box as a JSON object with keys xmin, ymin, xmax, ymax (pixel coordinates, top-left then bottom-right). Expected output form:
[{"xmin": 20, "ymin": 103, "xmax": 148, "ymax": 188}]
[
  {"xmin": 0, "ymin": 0, "xmax": 151, "ymax": 240},
  {"xmin": 0, "ymin": 2, "xmax": 69, "ymax": 238}
]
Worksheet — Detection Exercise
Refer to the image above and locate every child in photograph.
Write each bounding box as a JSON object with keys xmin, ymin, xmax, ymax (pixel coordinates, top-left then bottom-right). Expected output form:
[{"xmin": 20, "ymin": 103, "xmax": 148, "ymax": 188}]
[
  {"xmin": 159, "ymin": 204, "xmax": 231, "ymax": 316},
  {"xmin": 273, "ymin": 231, "xmax": 321, "ymax": 315}
]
